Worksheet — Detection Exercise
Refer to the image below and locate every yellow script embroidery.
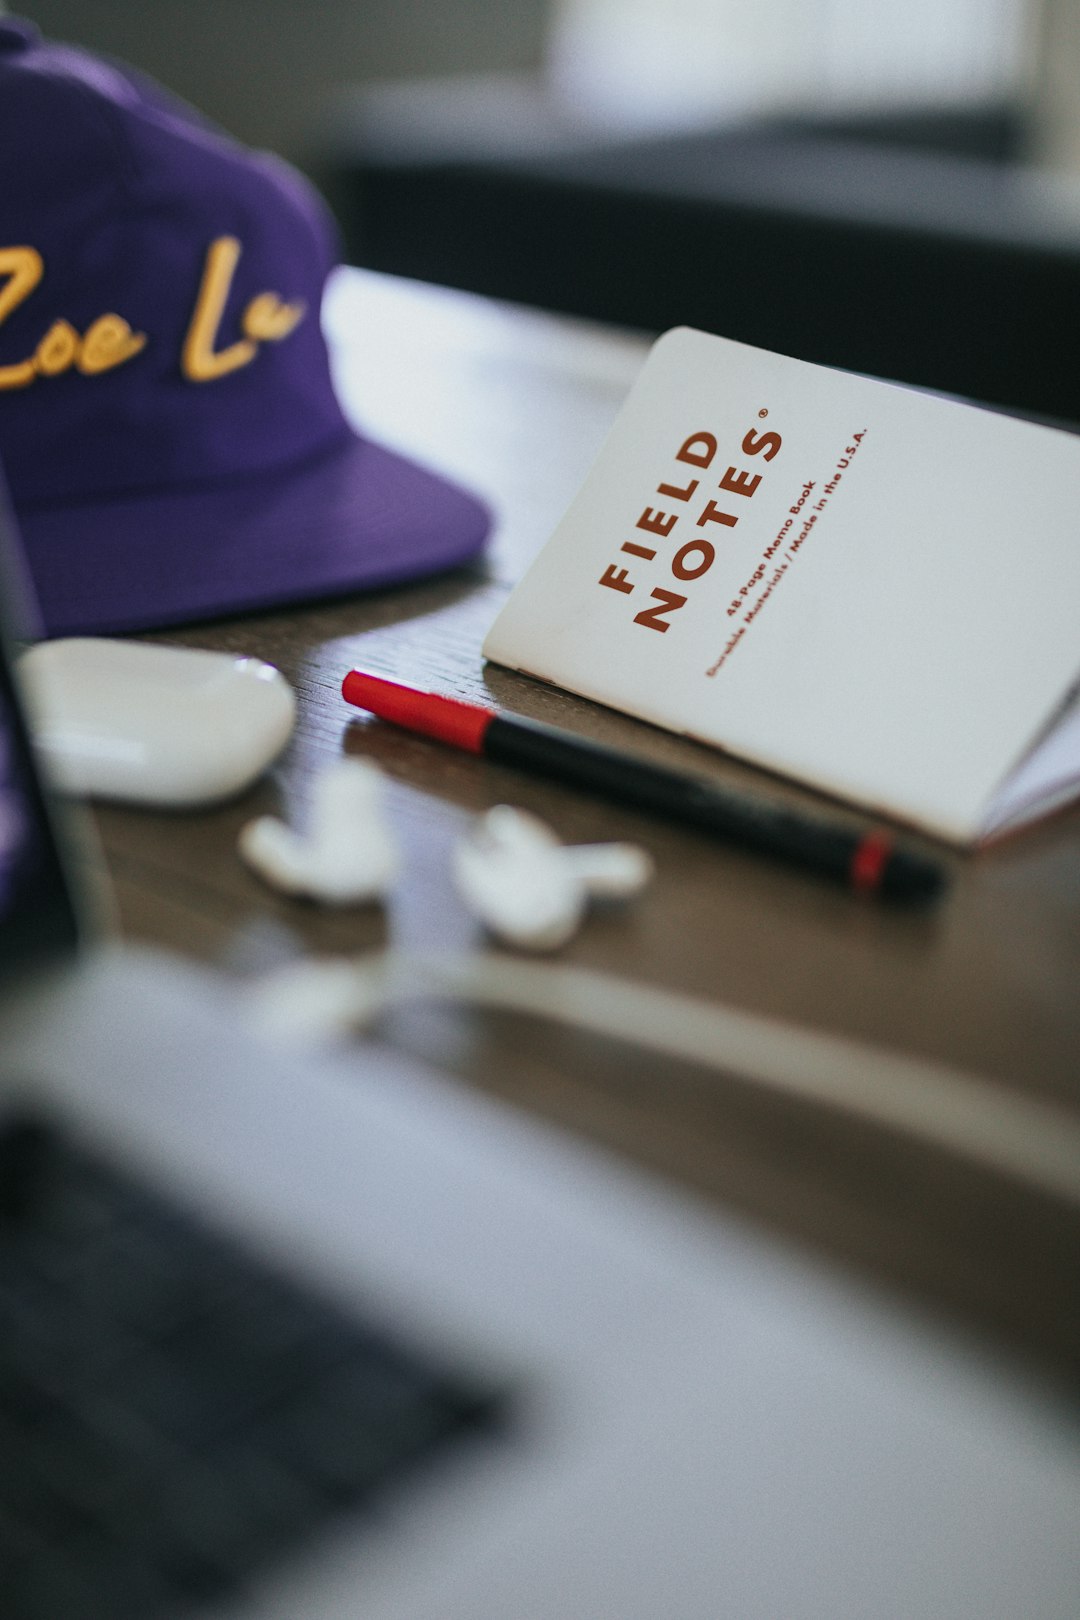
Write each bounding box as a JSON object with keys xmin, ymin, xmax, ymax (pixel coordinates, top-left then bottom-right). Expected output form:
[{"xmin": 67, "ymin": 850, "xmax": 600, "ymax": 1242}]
[
  {"xmin": 182, "ymin": 236, "xmax": 306, "ymax": 382},
  {"xmin": 0, "ymin": 237, "xmax": 305, "ymax": 390},
  {"xmin": 78, "ymin": 313, "xmax": 148, "ymax": 375},
  {"xmin": 242, "ymin": 291, "xmax": 305, "ymax": 344},
  {"xmin": 0, "ymin": 245, "xmax": 147, "ymax": 389},
  {"xmin": 34, "ymin": 319, "xmax": 81, "ymax": 377},
  {"xmin": 0, "ymin": 247, "xmax": 45, "ymax": 389}
]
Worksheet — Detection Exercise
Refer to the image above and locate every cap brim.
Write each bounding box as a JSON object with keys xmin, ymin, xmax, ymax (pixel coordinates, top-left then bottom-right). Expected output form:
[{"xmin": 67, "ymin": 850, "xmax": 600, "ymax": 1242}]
[{"xmin": 19, "ymin": 433, "xmax": 492, "ymax": 637}]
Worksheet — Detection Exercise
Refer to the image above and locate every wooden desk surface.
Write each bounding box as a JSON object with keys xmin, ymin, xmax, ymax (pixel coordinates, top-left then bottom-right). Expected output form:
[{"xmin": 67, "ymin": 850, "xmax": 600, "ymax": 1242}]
[{"xmin": 88, "ymin": 269, "xmax": 1080, "ymax": 1384}]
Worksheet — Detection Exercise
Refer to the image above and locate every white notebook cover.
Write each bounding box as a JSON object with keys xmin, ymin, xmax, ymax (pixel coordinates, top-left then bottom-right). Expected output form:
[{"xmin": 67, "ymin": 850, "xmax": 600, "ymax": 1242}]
[{"xmin": 484, "ymin": 328, "xmax": 1080, "ymax": 844}]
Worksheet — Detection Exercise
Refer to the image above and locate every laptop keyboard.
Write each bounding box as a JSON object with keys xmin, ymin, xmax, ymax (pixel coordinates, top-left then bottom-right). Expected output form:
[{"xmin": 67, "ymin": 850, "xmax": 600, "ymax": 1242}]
[{"xmin": 0, "ymin": 1114, "xmax": 504, "ymax": 1620}]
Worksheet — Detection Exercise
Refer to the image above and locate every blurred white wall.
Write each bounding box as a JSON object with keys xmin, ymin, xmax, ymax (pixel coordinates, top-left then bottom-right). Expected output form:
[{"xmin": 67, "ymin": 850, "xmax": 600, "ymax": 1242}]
[
  {"xmin": 548, "ymin": 0, "xmax": 1032, "ymax": 131},
  {"xmin": 1027, "ymin": 0, "xmax": 1080, "ymax": 172}
]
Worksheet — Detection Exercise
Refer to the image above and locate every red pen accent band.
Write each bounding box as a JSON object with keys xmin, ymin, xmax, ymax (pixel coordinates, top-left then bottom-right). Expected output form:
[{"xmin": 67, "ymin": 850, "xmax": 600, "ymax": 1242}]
[
  {"xmin": 341, "ymin": 670, "xmax": 494, "ymax": 754},
  {"xmin": 850, "ymin": 830, "xmax": 893, "ymax": 894}
]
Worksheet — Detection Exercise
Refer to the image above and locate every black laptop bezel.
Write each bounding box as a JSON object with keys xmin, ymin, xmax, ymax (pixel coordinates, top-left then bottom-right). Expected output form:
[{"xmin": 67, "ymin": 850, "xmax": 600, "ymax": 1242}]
[{"xmin": 0, "ymin": 488, "xmax": 82, "ymax": 990}]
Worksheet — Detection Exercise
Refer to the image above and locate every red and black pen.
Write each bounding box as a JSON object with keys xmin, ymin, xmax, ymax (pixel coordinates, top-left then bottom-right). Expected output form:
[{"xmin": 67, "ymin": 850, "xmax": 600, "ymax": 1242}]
[{"xmin": 341, "ymin": 670, "xmax": 946, "ymax": 902}]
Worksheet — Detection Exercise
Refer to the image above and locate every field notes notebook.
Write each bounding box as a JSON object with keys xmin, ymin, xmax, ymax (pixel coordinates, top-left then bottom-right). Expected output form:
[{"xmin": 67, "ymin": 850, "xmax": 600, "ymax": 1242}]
[{"xmin": 483, "ymin": 328, "xmax": 1080, "ymax": 845}]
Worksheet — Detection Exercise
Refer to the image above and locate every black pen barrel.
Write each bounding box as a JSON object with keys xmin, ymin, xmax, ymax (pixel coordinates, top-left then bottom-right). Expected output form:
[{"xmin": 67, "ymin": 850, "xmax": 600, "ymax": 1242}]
[{"xmin": 484, "ymin": 715, "xmax": 943, "ymax": 900}]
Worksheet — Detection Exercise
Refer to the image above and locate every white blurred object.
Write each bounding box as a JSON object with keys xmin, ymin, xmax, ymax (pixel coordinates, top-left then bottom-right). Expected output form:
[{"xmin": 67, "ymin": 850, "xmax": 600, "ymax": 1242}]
[
  {"xmin": 549, "ymin": 0, "xmax": 1026, "ymax": 131},
  {"xmin": 453, "ymin": 804, "xmax": 652, "ymax": 951},
  {"xmin": 565, "ymin": 838, "xmax": 654, "ymax": 899},
  {"xmin": 238, "ymin": 757, "xmax": 400, "ymax": 905},
  {"xmin": 243, "ymin": 954, "xmax": 391, "ymax": 1042},
  {"xmin": 242, "ymin": 946, "xmax": 1080, "ymax": 1209},
  {"xmin": 19, "ymin": 638, "xmax": 295, "ymax": 808}
]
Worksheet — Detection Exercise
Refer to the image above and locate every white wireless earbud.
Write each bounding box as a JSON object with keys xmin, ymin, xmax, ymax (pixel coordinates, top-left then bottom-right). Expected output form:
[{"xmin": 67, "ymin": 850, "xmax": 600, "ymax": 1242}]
[
  {"xmin": 238, "ymin": 757, "xmax": 400, "ymax": 905},
  {"xmin": 561, "ymin": 840, "xmax": 655, "ymax": 899},
  {"xmin": 453, "ymin": 805, "xmax": 584, "ymax": 951},
  {"xmin": 453, "ymin": 805, "xmax": 652, "ymax": 951}
]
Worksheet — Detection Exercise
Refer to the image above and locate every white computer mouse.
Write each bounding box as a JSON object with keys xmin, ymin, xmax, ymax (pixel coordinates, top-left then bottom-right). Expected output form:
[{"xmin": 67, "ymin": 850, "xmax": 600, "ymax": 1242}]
[{"xmin": 18, "ymin": 637, "xmax": 296, "ymax": 808}]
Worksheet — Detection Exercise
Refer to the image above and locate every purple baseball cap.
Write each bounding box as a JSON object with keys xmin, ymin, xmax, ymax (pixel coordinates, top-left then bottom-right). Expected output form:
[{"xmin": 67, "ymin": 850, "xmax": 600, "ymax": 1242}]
[{"xmin": 0, "ymin": 18, "xmax": 492, "ymax": 637}]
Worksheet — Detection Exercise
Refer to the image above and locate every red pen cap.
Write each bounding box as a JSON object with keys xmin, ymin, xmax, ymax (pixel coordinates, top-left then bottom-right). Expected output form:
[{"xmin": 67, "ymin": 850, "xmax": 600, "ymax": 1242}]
[{"xmin": 341, "ymin": 670, "xmax": 494, "ymax": 753}]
